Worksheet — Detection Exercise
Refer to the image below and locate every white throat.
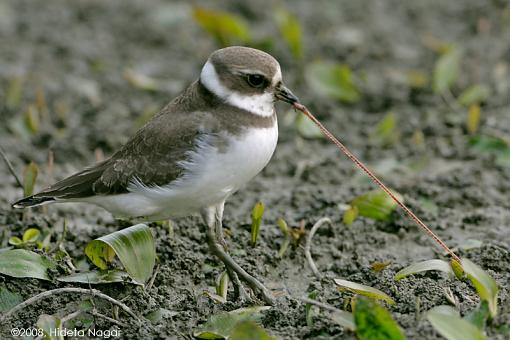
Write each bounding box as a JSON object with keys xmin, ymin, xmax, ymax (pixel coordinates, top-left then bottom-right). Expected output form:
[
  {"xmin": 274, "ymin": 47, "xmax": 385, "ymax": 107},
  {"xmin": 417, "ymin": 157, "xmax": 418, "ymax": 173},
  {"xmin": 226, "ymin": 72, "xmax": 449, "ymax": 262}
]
[{"xmin": 200, "ymin": 60, "xmax": 275, "ymax": 117}]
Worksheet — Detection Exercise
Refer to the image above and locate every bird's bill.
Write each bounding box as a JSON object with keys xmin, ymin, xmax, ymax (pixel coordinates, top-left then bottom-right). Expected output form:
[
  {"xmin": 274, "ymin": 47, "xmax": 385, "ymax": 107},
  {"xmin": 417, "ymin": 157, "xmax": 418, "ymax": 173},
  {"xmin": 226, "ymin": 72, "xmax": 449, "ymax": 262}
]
[{"xmin": 275, "ymin": 84, "xmax": 299, "ymax": 104}]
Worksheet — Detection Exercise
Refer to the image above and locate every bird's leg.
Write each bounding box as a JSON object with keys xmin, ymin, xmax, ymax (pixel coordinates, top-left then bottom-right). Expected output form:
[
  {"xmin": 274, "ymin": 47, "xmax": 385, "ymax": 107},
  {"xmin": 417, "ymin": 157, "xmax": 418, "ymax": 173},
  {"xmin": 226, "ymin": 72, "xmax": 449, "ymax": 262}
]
[
  {"xmin": 214, "ymin": 202, "xmax": 227, "ymax": 249},
  {"xmin": 201, "ymin": 204, "xmax": 273, "ymax": 305}
]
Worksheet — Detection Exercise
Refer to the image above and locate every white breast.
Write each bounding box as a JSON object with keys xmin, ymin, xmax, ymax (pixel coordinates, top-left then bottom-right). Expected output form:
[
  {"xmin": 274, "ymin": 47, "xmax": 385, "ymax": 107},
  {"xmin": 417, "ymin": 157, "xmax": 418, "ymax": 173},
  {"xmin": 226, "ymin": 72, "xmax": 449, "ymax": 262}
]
[{"xmin": 87, "ymin": 123, "xmax": 278, "ymax": 220}]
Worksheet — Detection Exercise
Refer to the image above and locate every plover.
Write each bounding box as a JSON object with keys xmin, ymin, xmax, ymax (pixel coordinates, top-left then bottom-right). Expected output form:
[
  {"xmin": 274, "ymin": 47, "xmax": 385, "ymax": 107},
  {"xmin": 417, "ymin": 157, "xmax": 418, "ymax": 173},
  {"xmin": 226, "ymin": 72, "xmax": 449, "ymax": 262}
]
[{"xmin": 13, "ymin": 46, "xmax": 299, "ymax": 304}]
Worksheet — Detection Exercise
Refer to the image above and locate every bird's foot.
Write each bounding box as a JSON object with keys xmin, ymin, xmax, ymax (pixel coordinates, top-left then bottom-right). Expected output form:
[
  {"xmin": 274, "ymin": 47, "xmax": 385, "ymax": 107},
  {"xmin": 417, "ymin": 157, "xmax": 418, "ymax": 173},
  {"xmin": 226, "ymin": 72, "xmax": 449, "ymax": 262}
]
[{"xmin": 208, "ymin": 238, "xmax": 274, "ymax": 305}]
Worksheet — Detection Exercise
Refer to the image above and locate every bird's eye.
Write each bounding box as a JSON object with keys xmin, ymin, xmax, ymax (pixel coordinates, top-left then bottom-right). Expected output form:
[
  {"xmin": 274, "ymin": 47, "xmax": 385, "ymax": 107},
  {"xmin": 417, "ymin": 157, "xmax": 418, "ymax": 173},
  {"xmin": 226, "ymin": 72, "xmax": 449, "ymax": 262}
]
[{"xmin": 246, "ymin": 74, "xmax": 266, "ymax": 88}]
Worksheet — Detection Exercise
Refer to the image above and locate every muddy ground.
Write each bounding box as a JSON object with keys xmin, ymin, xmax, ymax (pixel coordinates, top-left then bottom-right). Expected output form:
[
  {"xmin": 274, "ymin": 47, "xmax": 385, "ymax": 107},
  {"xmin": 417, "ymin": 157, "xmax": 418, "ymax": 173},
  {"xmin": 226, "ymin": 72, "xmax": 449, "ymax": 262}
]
[{"xmin": 0, "ymin": 0, "xmax": 509, "ymax": 339}]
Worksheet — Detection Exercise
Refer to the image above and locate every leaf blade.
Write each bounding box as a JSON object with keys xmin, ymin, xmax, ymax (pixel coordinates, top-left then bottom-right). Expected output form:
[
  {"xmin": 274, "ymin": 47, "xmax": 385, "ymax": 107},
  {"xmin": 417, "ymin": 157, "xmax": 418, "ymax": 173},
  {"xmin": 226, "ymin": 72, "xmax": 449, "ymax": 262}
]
[
  {"xmin": 334, "ymin": 279, "xmax": 395, "ymax": 305},
  {"xmin": 394, "ymin": 259, "xmax": 454, "ymax": 280},
  {"xmin": 427, "ymin": 306, "xmax": 484, "ymax": 340},
  {"xmin": 85, "ymin": 224, "xmax": 156, "ymax": 284},
  {"xmin": 0, "ymin": 249, "xmax": 55, "ymax": 281},
  {"xmin": 354, "ymin": 298, "xmax": 405, "ymax": 340}
]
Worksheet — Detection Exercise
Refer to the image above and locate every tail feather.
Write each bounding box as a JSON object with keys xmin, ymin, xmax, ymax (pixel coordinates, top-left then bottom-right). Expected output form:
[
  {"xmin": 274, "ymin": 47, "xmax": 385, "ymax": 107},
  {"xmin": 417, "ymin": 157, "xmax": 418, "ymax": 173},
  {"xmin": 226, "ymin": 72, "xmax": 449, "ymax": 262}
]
[
  {"xmin": 12, "ymin": 160, "xmax": 112, "ymax": 209},
  {"xmin": 12, "ymin": 196, "xmax": 56, "ymax": 209}
]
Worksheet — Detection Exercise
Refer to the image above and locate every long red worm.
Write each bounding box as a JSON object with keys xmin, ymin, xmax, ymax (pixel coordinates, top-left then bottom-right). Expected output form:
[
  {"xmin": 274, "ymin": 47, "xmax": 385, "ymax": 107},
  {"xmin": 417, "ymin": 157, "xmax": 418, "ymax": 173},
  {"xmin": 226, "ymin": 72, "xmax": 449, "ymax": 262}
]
[{"xmin": 293, "ymin": 102, "xmax": 461, "ymax": 264}]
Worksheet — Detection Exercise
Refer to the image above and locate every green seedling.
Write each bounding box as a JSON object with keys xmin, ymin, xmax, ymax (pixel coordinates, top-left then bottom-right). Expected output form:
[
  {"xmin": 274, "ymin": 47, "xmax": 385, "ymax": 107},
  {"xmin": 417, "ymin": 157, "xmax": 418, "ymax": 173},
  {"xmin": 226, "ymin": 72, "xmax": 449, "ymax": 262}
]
[
  {"xmin": 305, "ymin": 291, "xmax": 317, "ymax": 327},
  {"xmin": 342, "ymin": 205, "xmax": 358, "ymax": 225},
  {"xmin": 467, "ymin": 104, "xmax": 481, "ymax": 134},
  {"xmin": 334, "ymin": 279, "xmax": 395, "ymax": 305},
  {"xmin": 6, "ymin": 77, "xmax": 23, "ymax": 110},
  {"xmin": 24, "ymin": 105, "xmax": 40, "ymax": 135},
  {"xmin": 275, "ymin": 9, "xmax": 303, "ymax": 60},
  {"xmin": 23, "ymin": 161, "xmax": 39, "ymax": 197},
  {"xmin": 276, "ymin": 218, "xmax": 291, "ymax": 257},
  {"xmin": 8, "ymin": 228, "xmax": 42, "ymax": 249},
  {"xmin": 462, "ymin": 258, "xmax": 499, "ymax": 319},
  {"xmin": 306, "ymin": 61, "xmax": 360, "ymax": 103},
  {"xmin": 84, "ymin": 223, "xmax": 156, "ymax": 285},
  {"xmin": 370, "ymin": 261, "xmax": 392, "ymax": 273},
  {"xmin": 427, "ymin": 306, "xmax": 484, "ymax": 340},
  {"xmin": 250, "ymin": 202, "xmax": 264, "ymax": 247},
  {"xmin": 354, "ymin": 298, "xmax": 405, "ymax": 340},
  {"xmin": 373, "ymin": 112, "xmax": 399, "ymax": 146},
  {"xmin": 216, "ymin": 270, "xmax": 229, "ymax": 302},
  {"xmin": 465, "ymin": 301, "xmax": 490, "ymax": 330},
  {"xmin": 193, "ymin": 306, "xmax": 271, "ymax": 339},
  {"xmin": 433, "ymin": 46, "xmax": 462, "ymax": 94},
  {"xmin": 458, "ymin": 84, "xmax": 490, "ymax": 107},
  {"xmin": 192, "ymin": 7, "xmax": 250, "ymax": 47},
  {"xmin": 395, "ymin": 259, "xmax": 454, "ymax": 280},
  {"xmin": 345, "ymin": 188, "xmax": 403, "ymax": 223},
  {"xmin": 469, "ymin": 134, "xmax": 510, "ymax": 167},
  {"xmin": 230, "ymin": 321, "xmax": 276, "ymax": 340}
]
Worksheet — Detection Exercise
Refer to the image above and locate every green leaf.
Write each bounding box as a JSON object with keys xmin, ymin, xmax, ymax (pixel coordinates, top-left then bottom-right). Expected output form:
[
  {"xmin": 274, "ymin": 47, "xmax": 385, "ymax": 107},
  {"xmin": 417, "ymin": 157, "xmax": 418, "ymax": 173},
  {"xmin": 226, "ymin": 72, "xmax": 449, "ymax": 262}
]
[
  {"xmin": 350, "ymin": 189, "xmax": 403, "ymax": 222},
  {"xmin": 23, "ymin": 161, "xmax": 39, "ymax": 197},
  {"xmin": 250, "ymin": 202, "xmax": 264, "ymax": 247},
  {"xmin": 0, "ymin": 249, "xmax": 55, "ymax": 281},
  {"xmin": 334, "ymin": 279, "xmax": 395, "ymax": 305},
  {"xmin": 192, "ymin": 7, "xmax": 250, "ymax": 46},
  {"xmin": 276, "ymin": 218, "xmax": 290, "ymax": 258},
  {"xmin": 458, "ymin": 84, "xmax": 490, "ymax": 106},
  {"xmin": 8, "ymin": 236, "xmax": 23, "ymax": 246},
  {"xmin": 354, "ymin": 298, "xmax": 405, "ymax": 340},
  {"xmin": 462, "ymin": 258, "xmax": 498, "ymax": 318},
  {"xmin": 427, "ymin": 306, "xmax": 484, "ymax": 340},
  {"xmin": 230, "ymin": 321, "xmax": 276, "ymax": 340},
  {"xmin": 277, "ymin": 218, "xmax": 288, "ymax": 236},
  {"xmin": 450, "ymin": 259, "xmax": 464, "ymax": 279},
  {"xmin": 465, "ymin": 301, "xmax": 490, "ymax": 330},
  {"xmin": 371, "ymin": 261, "xmax": 392, "ymax": 273},
  {"xmin": 374, "ymin": 112, "xmax": 399, "ymax": 146},
  {"xmin": 194, "ymin": 306, "xmax": 271, "ymax": 339},
  {"xmin": 23, "ymin": 228, "xmax": 41, "ymax": 243},
  {"xmin": 24, "ymin": 105, "xmax": 40, "ymax": 135},
  {"xmin": 394, "ymin": 259, "xmax": 454, "ymax": 280},
  {"xmin": 37, "ymin": 314, "xmax": 64, "ymax": 340},
  {"xmin": 469, "ymin": 135, "xmax": 510, "ymax": 167},
  {"xmin": 0, "ymin": 286, "xmax": 23, "ymax": 312},
  {"xmin": 57, "ymin": 270, "xmax": 133, "ymax": 284},
  {"xmin": 275, "ymin": 9, "xmax": 303, "ymax": 59},
  {"xmin": 84, "ymin": 224, "xmax": 156, "ymax": 284},
  {"xmin": 306, "ymin": 61, "xmax": 361, "ymax": 103},
  {"xmin": 6, "ymin": 77, "xmax": 24, "ymax": 110},
  {"xmin": 305, "ymin": 291, "xmax": 317, "ymax": 327},
  {"xmin": 343, "ymin": 206, "xmax": 359, "ymax": 225},
  {"xmin": 433, "ymin": 46, "xmax": 463, "ymax": 94},
  {"xmin": 216, "ymin": 271, "xmax": 229, "ymax": 301},
  {"xmin": 467, "ymin": 104, "xmax": 481, "ymax": 134}
]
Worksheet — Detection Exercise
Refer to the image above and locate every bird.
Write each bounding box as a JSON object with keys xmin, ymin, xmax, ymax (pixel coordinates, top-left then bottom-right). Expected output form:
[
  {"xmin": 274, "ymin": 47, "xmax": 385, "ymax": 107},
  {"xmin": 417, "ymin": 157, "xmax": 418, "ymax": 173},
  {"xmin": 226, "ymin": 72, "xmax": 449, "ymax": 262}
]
[{"xmin": 13, "ymin": 46, "xmax": 299, "ymax": 304}]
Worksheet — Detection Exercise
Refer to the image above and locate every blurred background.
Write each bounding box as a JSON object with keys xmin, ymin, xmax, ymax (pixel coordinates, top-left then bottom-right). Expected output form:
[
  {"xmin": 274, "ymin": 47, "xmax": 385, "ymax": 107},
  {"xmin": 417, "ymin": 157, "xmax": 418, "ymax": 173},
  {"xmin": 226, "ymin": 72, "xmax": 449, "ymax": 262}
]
[{"xmin": 0, "ymin": 0, "xmax": 509, "ymax": 338}]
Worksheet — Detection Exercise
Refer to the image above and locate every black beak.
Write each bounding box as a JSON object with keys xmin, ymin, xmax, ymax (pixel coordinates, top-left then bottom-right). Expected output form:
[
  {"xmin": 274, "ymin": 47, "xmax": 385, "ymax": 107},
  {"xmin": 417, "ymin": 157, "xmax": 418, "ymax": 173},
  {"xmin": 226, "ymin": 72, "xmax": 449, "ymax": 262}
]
[{"xmin": 275, "ymin": 84, "xmax": 299, "ymax": 105}]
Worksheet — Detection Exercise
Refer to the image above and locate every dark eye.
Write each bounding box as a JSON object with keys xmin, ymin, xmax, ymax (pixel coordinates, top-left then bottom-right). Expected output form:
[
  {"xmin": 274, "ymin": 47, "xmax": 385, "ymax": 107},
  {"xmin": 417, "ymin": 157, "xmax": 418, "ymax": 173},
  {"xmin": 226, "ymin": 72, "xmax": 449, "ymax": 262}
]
[{"xmin": 246, "ymin": 74, "xmax": 266, "ymax": 88}]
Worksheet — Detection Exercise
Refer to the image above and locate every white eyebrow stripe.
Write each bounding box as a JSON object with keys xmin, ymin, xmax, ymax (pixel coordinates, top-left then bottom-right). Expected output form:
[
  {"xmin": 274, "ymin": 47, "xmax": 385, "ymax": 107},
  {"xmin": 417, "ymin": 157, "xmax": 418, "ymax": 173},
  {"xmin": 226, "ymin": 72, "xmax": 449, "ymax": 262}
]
[{"xmin": 200, "ymin": 60, "xmax": 275, "ymax": 117}]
